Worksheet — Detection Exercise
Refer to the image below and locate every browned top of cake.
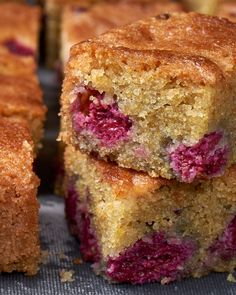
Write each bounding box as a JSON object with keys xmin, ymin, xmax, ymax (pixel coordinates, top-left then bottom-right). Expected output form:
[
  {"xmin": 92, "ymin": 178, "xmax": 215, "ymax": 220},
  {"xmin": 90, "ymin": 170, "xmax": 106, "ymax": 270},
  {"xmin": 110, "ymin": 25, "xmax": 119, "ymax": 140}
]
[
  {"xmin": 63, "ymin": 1, "xmax": 183, "ymax": 45},
  {"xmin": 217, "ymin": 2, "xmax": 236, "ymax": 23},
  {"xmin": 71, "ymin": 12, "xmax": 236, "ymax": 81},
  {"xmin": 0, "ymin": 116, "xmax": 32, "ymax": 152},
  {"xmin": 48, "ymin": 0, "xmax": 161, "ymax": 7},
  {"xmin": 0, "ymin": 75, "xmax": 45, "ymax": 118},
  {"xmin": 0, "ymin": 46, "xmax": 36, "ymax": 76},
  {"xmin": 0, "ymin": 116, "xmax": 39, "ymax": 200},
  {"xmin": 0, "ymin": 3, "xmax": 41, "ymax": 50}
]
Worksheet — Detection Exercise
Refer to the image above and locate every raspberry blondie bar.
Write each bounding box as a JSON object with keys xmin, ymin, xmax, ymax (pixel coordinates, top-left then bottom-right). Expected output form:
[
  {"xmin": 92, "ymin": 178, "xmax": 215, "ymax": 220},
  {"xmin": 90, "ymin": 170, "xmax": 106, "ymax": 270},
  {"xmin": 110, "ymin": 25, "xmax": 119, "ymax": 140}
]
[
  {"xmin": 65, "ymin": 146, "xmax": 236, "ymax": 284},
  {"xmin": 61, "ymin": 13, "xmax": 236, "ymax": 182},
  {"xmin": 0, "ymin": 117, "xmax": 40, "ymax": 275},
  {"xmin": 0, "ymin": 75, "xmax": 46, "ymax": 148},
  {"xmin": 0, "ymin": 3, "xmax": 41, "ymax": 61},
  {"xmin": 61, "ymin": 1, "xmax": 183, "ymax": 67}
]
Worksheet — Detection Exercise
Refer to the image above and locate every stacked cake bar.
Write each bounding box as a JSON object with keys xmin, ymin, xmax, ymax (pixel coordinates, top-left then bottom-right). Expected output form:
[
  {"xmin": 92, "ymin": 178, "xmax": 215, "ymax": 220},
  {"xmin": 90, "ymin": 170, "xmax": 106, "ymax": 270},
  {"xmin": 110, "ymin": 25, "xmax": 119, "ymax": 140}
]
[
  {"xmin": 0, "ymin": 3, "xmax": 46, "ymax": 275},
  {"xmin": 61, "ymin": 12, "xmax": 236, "ymax": 284}
]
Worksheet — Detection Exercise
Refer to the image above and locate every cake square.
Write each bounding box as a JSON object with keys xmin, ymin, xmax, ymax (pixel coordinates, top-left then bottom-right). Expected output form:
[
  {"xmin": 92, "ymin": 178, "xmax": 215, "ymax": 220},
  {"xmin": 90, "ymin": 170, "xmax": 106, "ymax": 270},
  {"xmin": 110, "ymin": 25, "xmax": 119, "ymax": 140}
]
[
  {"xmin": 182, "ymin": 0, "xmax": 218, "ymax": 14},
  {"xmin": 60, "ymin": 1, "xmax": 183, "ymax": 67},
  {"xmin": 45, "ymin": 0, "xmax": 100, "ymax": 67},
  {"xmin": 0, "ymin": 75, "xmax": 46, "ymax": 149},
  {"xmin": 217, "ymin": 2, "xmax": 236, "ymax": 22},
  {"xmin": 61, "ymin": 12, "xmax": 236, "ymax": 183},
  {"xmin": 64, "ymin": 145, "xmax": 236, "ymax": 284},
  {"xmin": 0, "ymin": 3, "xmax": 41, "ymax": 59},
  {"xmin": 0, "ymin": 117, "xmax": 40, "ymax": 275}
]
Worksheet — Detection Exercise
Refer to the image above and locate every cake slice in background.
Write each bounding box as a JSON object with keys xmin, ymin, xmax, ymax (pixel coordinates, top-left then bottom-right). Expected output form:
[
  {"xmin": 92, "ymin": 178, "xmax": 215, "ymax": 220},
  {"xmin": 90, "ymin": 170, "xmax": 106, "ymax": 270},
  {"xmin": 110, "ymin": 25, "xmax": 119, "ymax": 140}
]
[
  {"xmin": 0, "ymin": 117, "xmax": 40, "ymax": 275},
  {"xmin": 60, "ymin": 12, "xmax": 236, "ymax": 182},
  {"xmin": 0, "ymin": 75, "xmax": 46, "ymax": 148},
  {"xmin": 64, "ymin": 145, "xmax": 236, "ymax": 284},
  {"xmin": 60, "ymin": 1, "xmax": 183, "ymax": 68},
  {"xmin": 0, "ymin": 3, "xmax": 41, "ymax": 60},
  {"xmin": 45, "ymin": 0, "xmax": 104, "ymax": 68},
  {"xmin": 0, "ymin": 3, "xmax": 46, "ymax": 275},
  {"xmin": 217, "ymin": 1, "xmax": 236, "ymax": 22},
  {"xmin": 182, "ymin": 0, "xmax": 219, "ymax": 14}
]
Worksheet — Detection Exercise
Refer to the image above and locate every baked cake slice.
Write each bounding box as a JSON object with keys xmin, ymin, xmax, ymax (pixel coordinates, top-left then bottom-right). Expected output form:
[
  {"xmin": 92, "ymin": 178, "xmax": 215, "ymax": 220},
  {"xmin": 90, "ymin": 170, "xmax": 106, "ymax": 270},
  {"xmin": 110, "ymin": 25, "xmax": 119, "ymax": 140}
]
[
  {"xmin": 182, "ymin": 0, "xmax": 218, "ymax": 14},
  {"xmin": 217, "ymin": 1, "xmax": 236, "ymax": 22},
  {"xmin": 0, "ymin": 117, "xmax": 40, "ymax": 275},
  {"xmin": 60, "ymin": 1, "xmax": 183, "ymax": 67},
  {"xmin": 61, "ymin": 12, "xmax": 236, "ymax": 182},
  {"xmin": 64, "ymin": 145, "xmax": 236, "ymax": 284},
  {"xmin": 0, "ymin": 75, "xmax": 46, "ymax": 148},
  {"xmin": 0, "ymin": 3, "xmax": 41, "ymax": 60},
  {"xmin": 45, "ymin": 0, "xmax": 101, "ymax": 67}
]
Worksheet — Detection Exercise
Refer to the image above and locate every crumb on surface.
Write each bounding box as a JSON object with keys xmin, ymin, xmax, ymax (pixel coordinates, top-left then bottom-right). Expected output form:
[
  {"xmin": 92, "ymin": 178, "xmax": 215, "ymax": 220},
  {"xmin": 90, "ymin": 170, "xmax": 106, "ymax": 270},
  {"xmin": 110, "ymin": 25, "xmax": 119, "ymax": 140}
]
[
  {"xmin": 227, "ymin": 273, "xmax": 236, "ymax": 283},
  {"xmin": 59, "ymin": 269, "xmax": 75, "ymax": 283},
  {"xmin": 73, "ymin": 258, "xmax": 83, "ymax": 265},
  {"xmin": 58, "ymin": 251, "xmax": 69, "ymax": 260},
  {"xmin": 41, "ymin": 250, "xmax": 50, "ymax": 265}
]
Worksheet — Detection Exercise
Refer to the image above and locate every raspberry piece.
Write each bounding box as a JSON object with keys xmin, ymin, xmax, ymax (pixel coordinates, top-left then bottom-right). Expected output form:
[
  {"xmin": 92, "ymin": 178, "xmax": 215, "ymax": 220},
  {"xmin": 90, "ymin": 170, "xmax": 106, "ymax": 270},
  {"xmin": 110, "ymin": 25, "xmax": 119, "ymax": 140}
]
[
  {"xmin": 3, "ymin": 39, "xmax": 35, "ymax": 57},
  {"xmin": 106, "ymin": 232, "xmax": 195, "ymax": 284},
  {"xmin": 168, "ymin": 132, "xmax": 228, "ymax": 183},
  {"xmin": 210, "ymin": 215, "xmax": 236, "ymax": 260},
  {"xmin": 71, "ymin": 85, "xmax": 132, "ymax": 147},
  {"xmin": 65, "ymin": 181, "xmax": 100, "ymax": 262}
]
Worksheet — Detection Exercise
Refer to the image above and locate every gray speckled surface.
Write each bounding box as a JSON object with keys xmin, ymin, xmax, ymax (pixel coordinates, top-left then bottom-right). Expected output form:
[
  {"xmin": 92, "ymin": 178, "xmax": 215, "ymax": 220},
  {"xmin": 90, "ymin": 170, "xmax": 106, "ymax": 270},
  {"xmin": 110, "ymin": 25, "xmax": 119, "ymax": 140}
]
[{"xmin": 0, "ymin": 70, "xmax": 236, "ymax": 295}]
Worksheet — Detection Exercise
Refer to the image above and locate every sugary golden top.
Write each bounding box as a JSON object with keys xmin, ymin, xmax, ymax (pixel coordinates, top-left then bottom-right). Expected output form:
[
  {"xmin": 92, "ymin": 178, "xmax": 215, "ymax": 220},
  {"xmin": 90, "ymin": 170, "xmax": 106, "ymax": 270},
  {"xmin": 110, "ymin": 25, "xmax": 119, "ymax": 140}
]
[
  {"xmin": 0, "ymin": 46, "xmax": 36, "ymax": 76},
  {"xmin": 0, "ymin": 75, "xmax": 45, "ymax": 117},
  {"xmin": 0, "ymin": 3, "xmax": 41, "ymax": 49},
  {"xmin": 63, "ymin": 1, "xmax": 183, "ymax": 45},
  {"xmin": 71, "ymin": 12, "xmax": 236, "ymax": 82},
  {"xmin": 0, "ymin": 117, "xmax": 32, "ymax": 152}
]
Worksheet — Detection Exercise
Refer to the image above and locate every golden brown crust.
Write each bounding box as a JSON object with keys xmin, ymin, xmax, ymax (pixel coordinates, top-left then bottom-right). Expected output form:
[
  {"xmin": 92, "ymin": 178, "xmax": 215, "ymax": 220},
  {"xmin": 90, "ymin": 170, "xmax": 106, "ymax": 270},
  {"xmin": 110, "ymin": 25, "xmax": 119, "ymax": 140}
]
[
  {"xmin": 0, "ymin": 117, "xmax": 32, "ymax": 151},
  {"xmin": 0, "ymin": 75, "xmax": 46, "ymax": 146},
  {"xmin": 0, "ymin": 46, "xmax": 36, "ymax": 75},
  {"xmin": 69, "ymin": 40, "xmax": 225, "ymax": 87},
  {"xmin": 0, "ymin": 117, "xmax": 40, "ymax": 275},
  {"xmin": 0, "ymin": 3, "xmax": 41, "ymax": 51},
  {"xmin": 70, "ymin": 12, "xmax": 236, "ymax": 78}
]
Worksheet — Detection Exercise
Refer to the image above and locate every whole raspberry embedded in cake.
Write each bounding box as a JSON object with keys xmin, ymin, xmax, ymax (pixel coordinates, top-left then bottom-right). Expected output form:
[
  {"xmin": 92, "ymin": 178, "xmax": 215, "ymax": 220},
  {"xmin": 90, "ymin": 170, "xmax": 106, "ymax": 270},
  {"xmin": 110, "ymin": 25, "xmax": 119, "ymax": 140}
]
[
  {"xmin": 210, "ymin": 215, "xmax": 236, "ymax": 260},
  {"xmin": 65, "ymin": 181, "xmax": 100, "ymax": 262},
  {"xmin": 106, "ymin": 232, "xmax": 195, "ymax": 284},
  {"xmin": 71, "ymin": 85, "xmax": 133, "ymax": 147},
  {"xmin": 3, "ymin": 39, "xmax": 35, "ymax": 57},
  {"xmin": 168, "ymin": 131, "xmax": 228, "ymax": 183}
]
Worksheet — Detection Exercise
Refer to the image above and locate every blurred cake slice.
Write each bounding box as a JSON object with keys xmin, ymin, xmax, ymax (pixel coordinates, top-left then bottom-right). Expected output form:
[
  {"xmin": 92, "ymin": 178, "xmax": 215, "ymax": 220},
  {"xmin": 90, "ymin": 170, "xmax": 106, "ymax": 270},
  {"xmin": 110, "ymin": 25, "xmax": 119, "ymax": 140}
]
[
  {"xmin": 0, "ymin": 3, "xmax": 41, "ymax": 62},
  {"xmin": 61, "ymin": 12, "xmax": 236, "ymax": 182},
  {"xmin": 183, "ymin": 0, "xmax": 219, "ymax": 14},
  {"xmin": 217, "ymin": 1, "xmax": 236, "ymax": 22},
  {"xmin": 0, "ymin": 117, "xmax": 40, "ymax": 275},
  {"xmin": 64, "ymin": 146, "xmax": 236, "ymax": 284},
  {"xmin": 0, "ymin": 75, "xmax": 46, "ymax": 148},
  {"xmin": 61, "ymin": 1, "xmax": 183, "ymax": 68}
]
